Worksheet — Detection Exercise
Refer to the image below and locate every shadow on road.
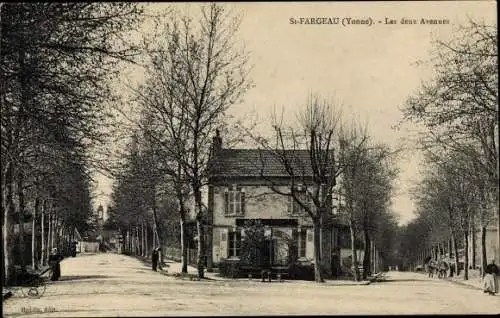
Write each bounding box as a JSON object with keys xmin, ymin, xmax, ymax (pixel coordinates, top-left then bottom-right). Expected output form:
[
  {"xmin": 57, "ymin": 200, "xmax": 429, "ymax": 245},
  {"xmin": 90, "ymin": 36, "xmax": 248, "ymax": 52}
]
[
  {"xmin": 58, "ymin": 275, "xmax": 113, "ymax": 282},
  {"xmin": 376, "ymin": 278, "xmax": 425, "ymax": 283}
]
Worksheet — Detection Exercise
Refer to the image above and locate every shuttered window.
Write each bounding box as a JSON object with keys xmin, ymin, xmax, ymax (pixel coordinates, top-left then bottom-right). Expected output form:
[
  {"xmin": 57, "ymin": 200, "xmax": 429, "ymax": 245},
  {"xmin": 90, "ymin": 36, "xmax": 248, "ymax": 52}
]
[{"xmin": 224, "ymin": 185, "xmax": 246, "ymax": 216}]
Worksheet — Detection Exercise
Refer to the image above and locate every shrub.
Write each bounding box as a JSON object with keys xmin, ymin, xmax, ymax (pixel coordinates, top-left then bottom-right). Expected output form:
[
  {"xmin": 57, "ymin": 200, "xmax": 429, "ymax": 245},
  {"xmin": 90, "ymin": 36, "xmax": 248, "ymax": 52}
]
[
  {"xmin": 219, "ymin": 258, "xmax": 240, "ymax": 278},
  {"xmin": 288, "ymin": 262, "xmax": 315, "ymax": 281}
]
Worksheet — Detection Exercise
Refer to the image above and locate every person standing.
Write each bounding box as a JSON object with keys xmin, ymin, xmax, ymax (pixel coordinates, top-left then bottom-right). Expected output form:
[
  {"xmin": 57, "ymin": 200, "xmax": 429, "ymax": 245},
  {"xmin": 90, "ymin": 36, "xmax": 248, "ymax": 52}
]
[
  {"xmin": 152, "ymin": 247, "xmax": 159, "ymax": 271},
  {"xmin": 48, "ymin": 248, "xmax": 64, "ymax": 281},
  {"xmin": 71, "ymin": 241, "xmax": 77, "ymax": 257},
  {"xmin": 483, "ymin": 260, "xmax": 498, "ymax": 295}
]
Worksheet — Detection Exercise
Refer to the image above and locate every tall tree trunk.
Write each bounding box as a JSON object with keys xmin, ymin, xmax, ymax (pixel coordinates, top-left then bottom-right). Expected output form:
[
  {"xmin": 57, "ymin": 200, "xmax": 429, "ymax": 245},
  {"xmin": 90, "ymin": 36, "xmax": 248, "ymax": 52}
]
[
  {"xmin": 497, "ymin": 204, "xmax": 500, "ymax": 264},
  {"xmin": 130, "ymin": 227, "xmax": 134, "ymax": 254},
  {"xmin": 48, "ymin": 211, "xmax": 53, "ymax": 251},
  {"xmin": 152, "ymin": 223, "xmax": 156, "ymax": 249},
  {"xmin": 194, "ymin": 187, "xmax": 205, "ymax": 279},
  {"xmin": 40, "ymin": 199, "xmax": 46, "ymax": 267},
  {"xmin": 145, "ymin": 223, "xmax": 148, "ymax": 258},
  {"xmin": 349, "ymin": 219, "xmax": 359, "ymax": 281},
  {"xmin": 137, "ymin": 226, "xmax": 141, "ymax": 255},
  {"xmin": 180, "ymin": 212, "xmax": 188, "ymax": 273},
  {"xmin": 471, "ymin": 218, "xmax": 476, "ymax": 269},
  {"xmin": 53, "ymin": 213, "xmax": 59, "ymax": 251},
  {"xmin": 136, "ymin": 226, "xmax": 140, "ymax": 255},
  {"xmin": 46, "ymin": 206, "xmax": 51, "ymax": 260},
  {"xmin": 17, "ymin": 170, "xmax": 26, "ymax": 272},
  {"xmin": 196, "ymin": 218, "xmax": 205, "ymax": 279},
  {"xmin": 452, "ymin": 232, "xmax": 460, "ymax": 276},
  {"xmin": 177, "ymin": 182, "xmax": 188, "ymax": 273},
  {"xmin": 151, "ymin": 187, "xmax": 164, "ymax": 263},
  {"xmin": 313, "ymin": 218, "xmax": 324, "ymax": 282},
  {"xmin": 448, "ymin": 238, "xmax": 452, "ymax": 259},
  {"xmin": 480, "ymin": 226, "xmax": 487, "ymax": 277},
  {"xmin": 132, "ymin": 227, "xmax": 136, "ymax": 255},
  {"xmin": 463, "ymin": 231, "xmax": 469, "ymax": 280},
  {"xmin": 3, "ymin": 159, "xmax": 16, "ymax": 285},
  {"xmin": 141, "ymin": 221, "xmax": 145, "ymax": 257},
  {"xmin": 32, "ymin": 196, "xmax": 40, "ymax": 270},
  {"xmin": 372, "ymin": 241, "xmax": 376, "ymax": 273},
  {"xmin": 362, "ymin": 227, "xmax": 371, "ymax": 279},
  {"xmin": 127, "ymin": 227, "xmax": 131, "ymax": 254}
]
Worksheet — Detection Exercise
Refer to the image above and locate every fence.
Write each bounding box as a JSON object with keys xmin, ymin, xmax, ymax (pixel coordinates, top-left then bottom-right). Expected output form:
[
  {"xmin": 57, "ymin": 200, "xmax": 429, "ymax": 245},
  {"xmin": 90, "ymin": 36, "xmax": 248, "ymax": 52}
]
[{"xmin": 164, "ymin": 247, "xmax": 198, "ymax": 266}]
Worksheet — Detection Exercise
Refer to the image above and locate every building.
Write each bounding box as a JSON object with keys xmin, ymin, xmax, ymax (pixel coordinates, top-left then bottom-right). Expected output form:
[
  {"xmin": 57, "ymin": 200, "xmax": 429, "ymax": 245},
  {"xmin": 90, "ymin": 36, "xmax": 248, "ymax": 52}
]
[
  {"xmin": 471, "ymin": 222, "xmax": 499, "ymax": 267},
  {"xmin": 206, "ymin": 131, "xmax": 344, "ymax": 276}
]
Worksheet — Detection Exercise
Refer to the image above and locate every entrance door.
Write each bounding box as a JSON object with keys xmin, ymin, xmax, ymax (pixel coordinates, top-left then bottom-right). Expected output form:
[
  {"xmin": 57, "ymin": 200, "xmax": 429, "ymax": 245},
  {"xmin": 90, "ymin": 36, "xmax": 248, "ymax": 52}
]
[{"xmin": 261, "ymin": 239, "xmax": 275, "ymax": 268}]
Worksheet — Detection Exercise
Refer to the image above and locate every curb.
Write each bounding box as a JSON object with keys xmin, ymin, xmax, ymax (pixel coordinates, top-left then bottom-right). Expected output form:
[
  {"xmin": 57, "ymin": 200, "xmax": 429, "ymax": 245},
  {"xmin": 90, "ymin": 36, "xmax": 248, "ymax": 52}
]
[
  {"xmin": 365, "ymin": 272, "xmax": 385, "ymax": 285},
  {"xmin": 445, "ymin": 277, "xmax": 483, "ymax": 291}
]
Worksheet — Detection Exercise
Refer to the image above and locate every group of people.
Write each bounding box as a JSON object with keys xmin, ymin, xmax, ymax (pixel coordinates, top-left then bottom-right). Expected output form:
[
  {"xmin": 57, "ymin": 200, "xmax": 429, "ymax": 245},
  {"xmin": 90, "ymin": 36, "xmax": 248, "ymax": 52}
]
[
  {"xmin": 424, "ymin": 256, "xmax": 498, "ymax": 296},
  {"xmin": 424, "ymin": 257, "xmax": 455, "ymax": 279}
]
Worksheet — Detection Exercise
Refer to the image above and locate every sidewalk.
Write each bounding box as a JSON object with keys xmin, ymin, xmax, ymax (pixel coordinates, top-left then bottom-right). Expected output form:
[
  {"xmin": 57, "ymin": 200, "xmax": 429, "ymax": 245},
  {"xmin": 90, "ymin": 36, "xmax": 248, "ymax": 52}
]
[
  {"xmin": 415, "ymin": 269, "xmax": 486, "ymax": 291},
  {"xmin": 444, "ymin": 270, "xmax": 484, "ymax": 291},
  {"xmin": 137, "ymin": 255, "xmax": 382, "ymax": 285}
]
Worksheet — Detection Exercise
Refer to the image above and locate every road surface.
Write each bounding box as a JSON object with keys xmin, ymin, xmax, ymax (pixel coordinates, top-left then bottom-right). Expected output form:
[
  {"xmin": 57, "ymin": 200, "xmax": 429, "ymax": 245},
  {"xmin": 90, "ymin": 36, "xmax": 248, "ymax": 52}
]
[{"xmin": 3, "ymin": 253, "xmax": 499, "ymax": 316}]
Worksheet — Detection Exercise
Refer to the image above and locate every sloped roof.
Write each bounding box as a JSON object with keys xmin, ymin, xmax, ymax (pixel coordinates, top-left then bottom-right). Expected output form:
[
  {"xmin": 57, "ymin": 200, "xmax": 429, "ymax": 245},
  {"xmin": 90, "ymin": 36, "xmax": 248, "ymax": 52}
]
[{"xmin": 208, "ymin": 148, "xmax": 314, "ymax": 178}]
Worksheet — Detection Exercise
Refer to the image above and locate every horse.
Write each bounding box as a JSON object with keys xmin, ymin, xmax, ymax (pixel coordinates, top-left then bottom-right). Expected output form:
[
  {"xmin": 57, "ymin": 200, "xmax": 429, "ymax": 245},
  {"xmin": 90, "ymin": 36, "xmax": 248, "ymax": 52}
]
[
  {"xmin": 437, "ymin": 260, "xmax": 449, "ymax": 279},
  {"xmin": 425, "ymin": 259, "xmax": 436, "ymax": 278}
]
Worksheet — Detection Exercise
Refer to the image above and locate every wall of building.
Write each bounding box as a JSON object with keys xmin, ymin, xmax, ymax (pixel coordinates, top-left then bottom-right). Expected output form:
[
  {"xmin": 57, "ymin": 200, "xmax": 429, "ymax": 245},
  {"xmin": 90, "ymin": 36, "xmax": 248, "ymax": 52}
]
[
  {"xmin": 211, "ymin": 182, "xmax": 325, "ymax": 265},
  {"xmin": 212, "ymin": 183, "xmax": 313, "ymax": 226},
  {"xmin": 472, "ymin": 224, "xmax": 499, "ymax": 266}
]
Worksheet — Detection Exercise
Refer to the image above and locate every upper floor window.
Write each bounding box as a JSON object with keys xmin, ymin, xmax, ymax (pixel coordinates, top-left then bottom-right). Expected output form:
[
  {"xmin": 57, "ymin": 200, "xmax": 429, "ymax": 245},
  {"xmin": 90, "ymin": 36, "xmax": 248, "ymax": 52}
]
[
  {"xmin": 287, "ymin": 185, "xmax": 312, "ymax": 216},
  {"xmin": 224, "ymin": 184, "xmax": 245, "ymax": 216}
]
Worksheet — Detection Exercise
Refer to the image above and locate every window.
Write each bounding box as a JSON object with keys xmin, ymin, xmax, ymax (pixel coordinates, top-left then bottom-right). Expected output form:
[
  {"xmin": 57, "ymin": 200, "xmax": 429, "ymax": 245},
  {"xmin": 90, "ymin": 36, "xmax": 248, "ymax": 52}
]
[
  {"xmin": 228, "ymin": 229, "xmax": 241, "ymax": 257},
  {"xmin": 225, "ymin": 185, "xmax": 245, "ymax": 216},
  {"xmin": 288, "ymin": 188, "xmax": 312, "ymax": 216},
  {"xmin": 298, "ymin": 230, "xmax": 307, "ymax": 258}
]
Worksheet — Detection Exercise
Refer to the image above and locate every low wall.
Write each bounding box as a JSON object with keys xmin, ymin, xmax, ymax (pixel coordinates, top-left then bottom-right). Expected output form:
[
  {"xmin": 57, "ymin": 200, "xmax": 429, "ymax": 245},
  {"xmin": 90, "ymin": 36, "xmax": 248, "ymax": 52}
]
[{"xmin": 164, "ymin": 247, "xmax": 198, "ymax": 266}]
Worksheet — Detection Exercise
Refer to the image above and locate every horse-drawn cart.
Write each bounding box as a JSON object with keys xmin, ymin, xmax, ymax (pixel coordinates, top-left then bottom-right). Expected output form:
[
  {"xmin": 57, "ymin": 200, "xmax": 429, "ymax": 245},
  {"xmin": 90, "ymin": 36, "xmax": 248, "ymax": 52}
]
[{"xmin": 16, "ymin": 266, "xmax": 51, "ymax": 299}]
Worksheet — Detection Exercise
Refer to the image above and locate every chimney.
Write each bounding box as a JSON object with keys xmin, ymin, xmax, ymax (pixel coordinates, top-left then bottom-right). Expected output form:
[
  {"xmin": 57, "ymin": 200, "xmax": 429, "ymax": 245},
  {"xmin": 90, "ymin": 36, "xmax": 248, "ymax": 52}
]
[{"xmin": 212, "ymin": 129, "xmax": 222, "ymax": 155}]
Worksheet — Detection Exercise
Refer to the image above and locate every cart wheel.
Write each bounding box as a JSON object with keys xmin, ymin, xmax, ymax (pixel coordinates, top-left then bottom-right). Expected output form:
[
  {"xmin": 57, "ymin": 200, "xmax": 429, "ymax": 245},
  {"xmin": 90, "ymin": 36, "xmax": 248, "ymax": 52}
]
[{"xmin": 22, "ymin": 278, "xmax": 46, "ymax": 299}]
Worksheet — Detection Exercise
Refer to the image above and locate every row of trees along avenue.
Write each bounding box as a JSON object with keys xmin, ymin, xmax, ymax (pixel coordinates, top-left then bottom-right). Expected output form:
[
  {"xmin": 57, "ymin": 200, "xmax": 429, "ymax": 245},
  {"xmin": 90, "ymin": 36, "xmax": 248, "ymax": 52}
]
[
  {"xmin": 398, "ymin": 20, "xmax": 498, "ymax": 280},
  {"xmin": 1, "ymin": 3, "xmax": 144, "ymax": 285}
]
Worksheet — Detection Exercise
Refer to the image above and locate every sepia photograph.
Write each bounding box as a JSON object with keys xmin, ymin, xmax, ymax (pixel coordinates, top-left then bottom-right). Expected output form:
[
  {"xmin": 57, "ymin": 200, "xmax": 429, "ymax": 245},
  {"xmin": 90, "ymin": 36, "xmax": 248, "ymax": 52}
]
[{"xmin": 1, "ymin": 1, "xmax": 498, "ymax": 316}]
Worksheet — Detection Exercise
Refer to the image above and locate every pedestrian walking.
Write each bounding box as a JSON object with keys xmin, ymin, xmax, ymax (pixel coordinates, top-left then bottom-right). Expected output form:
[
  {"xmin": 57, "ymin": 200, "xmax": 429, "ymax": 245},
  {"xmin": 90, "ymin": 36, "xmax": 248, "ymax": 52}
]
[
  {"xmin": 424, "ymin": 257, "xmax": 435, "ymax": 278},
  {"xmin": 483, "ymin": 260, "xmax": 498, "ymax": 295},
  {"xmin": 151, "ymin": 247, "xmax": 159, "ymax": 271},
  {"xmin": 449, "ymin": 261, "xmax": 455, "ymax": 278},
  {"xmin": 48, "ymin": 248, "xmax": 64, "ymax": 281},
  {"xmin": 71, "ymin": 241, "xmax": 77, "ymax": 257}
]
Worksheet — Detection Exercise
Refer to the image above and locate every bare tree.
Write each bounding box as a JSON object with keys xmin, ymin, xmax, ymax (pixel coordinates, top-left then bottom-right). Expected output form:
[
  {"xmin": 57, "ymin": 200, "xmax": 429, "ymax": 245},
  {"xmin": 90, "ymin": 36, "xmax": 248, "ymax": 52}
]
[
  {"xmin": 247, "ymin": 94, "xmax": 346, "ymax": 282},
  {"xmin": 130, "ymin": 3, "xmax": 252, "ymax": 279}
]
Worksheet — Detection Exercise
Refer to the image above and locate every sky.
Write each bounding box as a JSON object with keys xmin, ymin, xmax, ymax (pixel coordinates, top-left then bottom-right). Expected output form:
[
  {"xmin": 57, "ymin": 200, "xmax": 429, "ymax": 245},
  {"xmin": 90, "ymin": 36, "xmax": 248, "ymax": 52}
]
[{"xmin": 93, "ymin": 1, "xmax": 497, "ymax": 225}]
